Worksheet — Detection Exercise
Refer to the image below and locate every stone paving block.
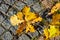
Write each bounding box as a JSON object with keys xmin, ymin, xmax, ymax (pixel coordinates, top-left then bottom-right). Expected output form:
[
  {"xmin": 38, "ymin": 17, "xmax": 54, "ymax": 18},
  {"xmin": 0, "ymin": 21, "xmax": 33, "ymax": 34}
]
[
  {"xmin": 49, "ymin": 36, "xmax": 60, "ymax": 40},
  {"xmin": 0, "ymin": 0, "xmax": 2, "ymax": 3},
  {"xmin": 41, "ymin": 0, "xmax": 53, "ymax": 9},
  {"xmin": 37, "ymin": 25, "xmax": 43, "ymax": 34},
  {"xmin": 1, "ymin": 32, "xmax": 13, "ymax": 40},
  {"xmin": 27, "ymin": 31, "xmax": 39, "ymax": 38},
  {"xmin": 32, "ymin": 3, "xmax": 43, "ymax": 13},
  {"xmin": 39, "ymin": 8, "xmax": 50, "ymax": 19},
  {"xmin": 4, "ymin": 0, "xmax": 16, "ymax": 5},
  {"xmin": 2, "ymin": 19, "xmax": 11, "ymax": 29},
  {"xmin": 18, "ymin": 34, "xmax": 30, "ymax": 40},
  {"xmin": 7, "ymin": 8, "xmax": 18, "ymax": 17},
  {"xmin": 23, "ymin": 0, "xmax": 38, "ymax": 6},
  {"xmin": 14, "ymin": 25, "xmax": 18, "ymax": 30},
  {"xmin": 14, "ymin": 1, "xmax": 25, "ymax": 11},
  {"xmin": 0, "ymin": 4, "xmax": 9, "ymax": 13},
  {"xmin": 10, "ymin": 26, "xmax": 16, "ymax": 35},
  {"xmin": 0, "ymin": 26, "xmax": 5, "ymax": 35},
  {"xmin": 0, "ymin": 14, "xmax": 5, "ymax": 24}
]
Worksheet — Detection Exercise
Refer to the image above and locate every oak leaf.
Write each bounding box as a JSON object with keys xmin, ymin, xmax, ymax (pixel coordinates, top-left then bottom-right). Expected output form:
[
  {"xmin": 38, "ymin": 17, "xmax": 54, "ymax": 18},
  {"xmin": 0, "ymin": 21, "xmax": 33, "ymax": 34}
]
[{"xmin": 10, "ymin": 15, "xmax": 23, "ymax": 26}]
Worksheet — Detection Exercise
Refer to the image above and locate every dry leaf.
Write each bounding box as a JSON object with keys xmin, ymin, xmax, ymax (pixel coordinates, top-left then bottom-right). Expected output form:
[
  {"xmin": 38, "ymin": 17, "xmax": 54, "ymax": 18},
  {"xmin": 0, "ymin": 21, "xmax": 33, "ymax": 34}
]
[
  {"xmin": 10, "ymin": 6, "xmax": 42, "ymax": 35},
  {"xmin": 51, "ymin": 14, "xmax": 60, "ymax": 25},
  {"xmin": 25, "ymin": 12, "xmax": 37, "ymax": 21},
  {"xmin": 16, "ymin": 21, "xmax": 26, "ymax": 34},
  {"xmin": 44, "ymin": 25, "xmax": 60, "ymax": 39},
  {"xmin": 10, "ymin": 15, "xmax": 22, "ymax": 26},
  {"xmin": 32, "ymin": 17, "xmax": 42, "ymax": 23},
  {"xmin": 17, "ymin": 12, "xmax": 23, "ymax": 20},
  {"xmin": 48, "ymin": 3, "xmax": 60, "ymax": 15},
  {"xmin": 44, "ymin": 28, "xmax": 49, "ymax": 39},
  {"xmin": 48, "ymin": 25, "xmax": 58, "ymax": 38},
  {"xmin": 26, "ymin": 23, "xmax": 35, "ymax": 33},
  {"xmin": 22, "ymin": 6, "xmax": 30, "ymax": 14}
]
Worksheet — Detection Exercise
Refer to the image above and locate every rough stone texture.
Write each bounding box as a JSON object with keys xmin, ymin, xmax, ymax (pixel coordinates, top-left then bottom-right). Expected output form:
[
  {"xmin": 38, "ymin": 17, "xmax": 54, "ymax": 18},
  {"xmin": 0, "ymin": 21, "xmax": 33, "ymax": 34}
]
[
  {"xmin": 23, "ymin": 0, "xmax": 38, "ymax": 6},
  {"xmin": 27, "ymin": 31, "xmax": 39, "ymax": 38},
  {"xmin": 7, "ymin": 8, "xmax": 18, "ymax": 17},
  {"xmin": 10, "ymin": 26, "xmax": 16, "ymax": 35},
  {"xmin": 0, "ymin": 14, "xmax": 5, "ymax": 24},
  {"xmin": 0, "ymin": 4, "xmax": 9, "ymax": 13},
  {"xmin": 0, "ymin": 0, "xmax": 2, "ymax": 3},
  {"xmin": 18, "ymin": 34, "xmax": 30, "ymax": 40},
  {"xmin": 14, "ymin": 25, "xmax": 18, "ymax": 30},
  {"xmin": 14, "ymin": 1, "xmax": 25, "ymax": 11},
  {"xmin": 0, "ymin": 26, "xmax": 5, "ymax": 35},
  {"xmin": 2, "ymin": 19, "xmax": 11, "ymax": 29},
  {"xmin": 1, "ymin": 32, "xmax": 13, "ymax": 40},
  {"xmin": 41, "ymin": 0, "xmax": 53, "ymax": 9},
  {"xmin": 32, "ymin": 3, "xmax": 43, "ymax": 13},
  {"xmin": 4, "ymin": 0, "xmax": 16, "ymax": 5}
]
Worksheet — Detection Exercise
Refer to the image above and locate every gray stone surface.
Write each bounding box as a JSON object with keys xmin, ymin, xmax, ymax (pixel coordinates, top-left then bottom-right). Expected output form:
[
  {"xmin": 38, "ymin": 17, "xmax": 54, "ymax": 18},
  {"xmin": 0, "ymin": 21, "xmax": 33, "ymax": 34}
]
[
  {"xmin": 18, "ymin": 34, "xmax": 30, "ymax": 40},
  {"xmin": 0, "ymin": 4, "xmax": 9, "ymax": 13},
  {"xmin": 14, "ymin": 1, "xmax": 25, "ymax": 11},
  {"xmin": 0, "ymin": 14, "xmax": 5, "ymax": 24},
  {"xmin": 4, "ymin": 0, "xmax": 16, "ymax": 5},
  {"xmin": 32, "ymin": 3, "xmax": 43, "ymax": 13},
  {"xmin": 10, "ymin": 26, "xmax": 16, "ymax": 35},
  {"xmin": 1, "ymin": 32, "xmax": 13, "ymax": 40},
  {"xmin": 0, "ymin": 0, "xmax": 2, "ymax": 3},
  {"xmin": 27, "ymin": 31, "xmax": 39, "ymax": 38},
  {"xmin": 7, "ymin": 8, "xmax": 17, "ymax": 17},
  {"xmin": 14, "ymin": 25, "xmax": 18, "ymax": 30},
  {"xmin": 0, "ymin": 26, "xmax": 5, "ymax": 35},
  {"xmin": 2, "ymin": 19, "xmax": 11, "ymax": 29},
  {"xmin": 23, "ymin": 0, "xmax": 38, "ymax": 6}
]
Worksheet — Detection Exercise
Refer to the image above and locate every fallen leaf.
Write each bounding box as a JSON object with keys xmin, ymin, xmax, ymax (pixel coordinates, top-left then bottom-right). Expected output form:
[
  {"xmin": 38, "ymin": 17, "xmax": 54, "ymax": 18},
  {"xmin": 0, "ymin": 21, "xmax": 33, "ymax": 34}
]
[
  {"xmin": 26, "ymin": 23, "xmax": 35, "ymax": 33},
  {"xmin": 17, "ymin": 12, "xmax": 23, "ymax": 20},
  {"xmin": 16, "ymin": 21, "xmax": 26, "ymax": 34},
  {"xmin": 10, "ymin": 15, "xmax": 22, "ymax": 26},
  {"xmin": 32, "ymin": 17, "xmax": 42, "ymax": 23},
  {"xmin": 48, "ymin": 3, "xmax": 60, "ymax": 15}
]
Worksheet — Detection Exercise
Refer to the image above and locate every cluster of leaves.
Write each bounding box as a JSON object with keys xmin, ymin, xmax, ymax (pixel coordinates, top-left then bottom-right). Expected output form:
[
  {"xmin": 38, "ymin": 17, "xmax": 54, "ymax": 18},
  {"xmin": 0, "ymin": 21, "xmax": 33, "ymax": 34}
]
[
  {"xmin": 44, "ymin": 2, "xmax": 60, "ymax": 40},
  {"xmin": 10, "ymin": 3, "xmax": 60, "ymax": 39},
  {"xmin": 44, "ymin": 25, "xmax": 60, "ymax": 40},
  {"xmin": 10, "ymin": 6, "xmax": 42, "ymax": 35}
]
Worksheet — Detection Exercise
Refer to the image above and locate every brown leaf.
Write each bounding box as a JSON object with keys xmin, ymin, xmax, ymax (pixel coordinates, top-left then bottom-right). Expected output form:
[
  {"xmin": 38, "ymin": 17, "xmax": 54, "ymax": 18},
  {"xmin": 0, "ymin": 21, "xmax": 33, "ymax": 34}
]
[{"xmin": 16, "ymin": 21, "xmax": 26, "ymax": 35}]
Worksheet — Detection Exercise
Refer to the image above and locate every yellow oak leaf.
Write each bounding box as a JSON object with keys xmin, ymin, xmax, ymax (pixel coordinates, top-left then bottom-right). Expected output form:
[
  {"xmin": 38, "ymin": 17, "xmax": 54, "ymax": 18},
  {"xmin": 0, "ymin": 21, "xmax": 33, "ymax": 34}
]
[
  {"xmin": 44, "ymin": 25, "xmax": 60, "ymax": 39},
  {"xmin": 22, "ymin": 6, "xmax": 30, "ymax": 14},
  {"xmin": 32, "ymin": 17, "xmax": 42, "ymax": 23},
  {"xmin": 48, "ymin": 3, "xmax": 60, "ymax": 15},
  {"xmin": 44, "ymin": 28, "xmax": 49, "ymax": 39},
  {"xmin": 10, "ymin": 6, "xmax": 42, "ymax": 35},
  {"xmin": 25, "ymin": 12, "xmax": 37, "ymax": 21},
  {"xmin": 17, "ymin": 12, "xmax": 23, "ymax": 20},
  {"xmin": 48, "ymin": 25, "xmax": 58, "ymax": 38},
  {"xmin": 26, "ymin": 23, "xmax": 35, "ymax": 33},
  {"xmin": 51, "ymin": 14, "xmax": 60, "ymax": 25},
  {"xmin": 10, "ymin": 15, "xmax": 24, "ymax": 26}
]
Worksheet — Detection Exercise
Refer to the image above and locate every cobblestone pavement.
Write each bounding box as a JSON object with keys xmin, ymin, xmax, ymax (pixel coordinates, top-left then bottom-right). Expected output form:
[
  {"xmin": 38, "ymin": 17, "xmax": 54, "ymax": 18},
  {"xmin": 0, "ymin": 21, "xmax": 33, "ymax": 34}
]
[{"xmin": 0, "ymin": 0, "xmax": 60, "ymax": 40}]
